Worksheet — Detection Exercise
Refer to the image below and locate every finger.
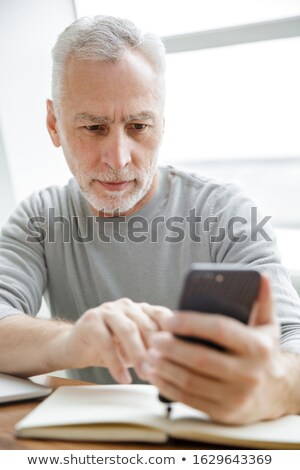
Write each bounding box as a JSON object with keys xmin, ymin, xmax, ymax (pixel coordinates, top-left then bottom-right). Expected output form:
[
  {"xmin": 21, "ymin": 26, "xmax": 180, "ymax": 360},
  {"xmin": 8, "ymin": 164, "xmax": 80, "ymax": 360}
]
[
  {"xmin": 125, "ymin": 302, "xmax": 160, "ymax": 347},
  {"xmin": 75, "ymin": 317, "xmax": 132, "ymax": 384},
  {"xmin": 113, "ymin": 337, "xmax": 131, "ymax": 366},
  {"xmin": 165, "ymin": 312, "xmax": 264, "ymax": 356},
  {"xmin": 140, "ymin": 303, "xmax": 174, "ymax": 330},
  {"xmin": 146, "ymin": 344, "xmax": 268, "ymax": 409},
  {"xmin": 100, "ymin": 334, "xmax": 132, "ymax": 384},
  {"xmin": 103, "ymin": 309, "xmax": 148, "ymax": 377},
  {"xmin": 249, "ymin": 274, "xmax": 275, "ymax": 326},
  {"xmin": 149, "ymin": 373, "xmax": 227, "ymax": 421},
  {"xmin": 150, "ymin": 373, "xmax": 251, "ymax": 424},
  {"xmin": 149, "ymin": 332, "xmax": 240, "ymax": 381},
  {"xmin": 147, "ymin": 347, "xmax": 224, "ymax": 402}
]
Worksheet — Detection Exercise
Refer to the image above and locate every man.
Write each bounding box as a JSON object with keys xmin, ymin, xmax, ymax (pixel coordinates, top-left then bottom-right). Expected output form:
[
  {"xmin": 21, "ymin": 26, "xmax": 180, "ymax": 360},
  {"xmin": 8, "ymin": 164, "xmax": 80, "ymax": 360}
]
[{"xmin": 0, "ymin": 15, "xmax": 300, "ymax": 425}]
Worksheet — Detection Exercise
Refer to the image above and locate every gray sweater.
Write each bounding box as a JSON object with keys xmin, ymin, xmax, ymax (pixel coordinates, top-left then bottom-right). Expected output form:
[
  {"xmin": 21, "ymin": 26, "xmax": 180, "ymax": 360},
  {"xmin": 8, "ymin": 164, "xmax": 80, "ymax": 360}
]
[{"xmin": 1, "ymin": 166, "xmax": 300, "ymax": 383}]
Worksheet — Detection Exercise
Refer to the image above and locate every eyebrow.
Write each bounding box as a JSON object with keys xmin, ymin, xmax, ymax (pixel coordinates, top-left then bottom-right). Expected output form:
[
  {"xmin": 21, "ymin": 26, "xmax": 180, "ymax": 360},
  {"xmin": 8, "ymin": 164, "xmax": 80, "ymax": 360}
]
[
  {"xmin": 74, "ymin": 111, "xmax": 155, "ymax": 124},
  {"xmin": 74, "ymin": 114, "xmax": 110, "ymax": 124},
  {"xmin": 125, "ymin": 112, "xmax": 155, "ymax": 123}
]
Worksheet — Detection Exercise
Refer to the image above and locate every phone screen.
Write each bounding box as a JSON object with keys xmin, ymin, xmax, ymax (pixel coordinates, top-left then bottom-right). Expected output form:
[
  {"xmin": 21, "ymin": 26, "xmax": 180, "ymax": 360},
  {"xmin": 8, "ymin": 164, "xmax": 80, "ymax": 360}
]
[{"xmin": 176, "ymin": 264, "xmax": 261, "ymax": 346}]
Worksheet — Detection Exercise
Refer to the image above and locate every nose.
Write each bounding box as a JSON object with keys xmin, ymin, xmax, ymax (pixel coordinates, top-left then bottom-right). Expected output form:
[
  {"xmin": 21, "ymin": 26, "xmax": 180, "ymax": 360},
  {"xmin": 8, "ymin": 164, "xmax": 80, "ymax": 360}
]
[{"xmin": 100, "ymin": 129, "xmax": 132, "ymax": 171}]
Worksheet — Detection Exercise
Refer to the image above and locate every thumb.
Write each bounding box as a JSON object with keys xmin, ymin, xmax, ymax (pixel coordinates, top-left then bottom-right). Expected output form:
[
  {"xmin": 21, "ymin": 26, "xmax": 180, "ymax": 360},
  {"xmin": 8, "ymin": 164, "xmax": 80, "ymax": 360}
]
[{"xmin": 249, "ymin": 274, "xmax": 275, "ymax": 326}]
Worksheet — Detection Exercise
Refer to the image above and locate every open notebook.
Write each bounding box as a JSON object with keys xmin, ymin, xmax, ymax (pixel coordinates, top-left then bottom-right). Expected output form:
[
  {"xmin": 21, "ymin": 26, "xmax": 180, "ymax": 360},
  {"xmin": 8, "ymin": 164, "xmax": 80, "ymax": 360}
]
[
  {"xmin": 0, "ymin": 373, "xmax": 52, "ymax": 404},
  {"xmin": 15, "ymin": 384, "xmax": 300, "ymax": 449}
]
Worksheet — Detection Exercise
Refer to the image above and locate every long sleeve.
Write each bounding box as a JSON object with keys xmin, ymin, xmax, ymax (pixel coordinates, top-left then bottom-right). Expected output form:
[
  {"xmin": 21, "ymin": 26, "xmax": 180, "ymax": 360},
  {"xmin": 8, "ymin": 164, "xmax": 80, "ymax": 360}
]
[
  {"xmin": 208, "ymin": 182, "xmax": 300, "ymax": 352},
  {"xmin": 0, "ymin": 193, "xmax": 47, "ymax": 319}
]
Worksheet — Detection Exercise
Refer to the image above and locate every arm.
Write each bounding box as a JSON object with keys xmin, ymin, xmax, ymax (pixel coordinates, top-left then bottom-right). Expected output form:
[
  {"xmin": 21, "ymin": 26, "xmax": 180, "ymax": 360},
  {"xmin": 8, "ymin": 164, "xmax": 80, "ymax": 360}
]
[
  {"xmin": 0, "ymin": 193, "xmax": 172, "ymax": 381},
  {"xmin": 143, "ymin": 184, "xmax": 300, "ymax": 423},
  {"xmin": 0, "ymin": 314, "xmax": 72, "ymax": 378},
  {"xmin": 0, "ymin": 298, "xmax": 172, "ymax": 382}
]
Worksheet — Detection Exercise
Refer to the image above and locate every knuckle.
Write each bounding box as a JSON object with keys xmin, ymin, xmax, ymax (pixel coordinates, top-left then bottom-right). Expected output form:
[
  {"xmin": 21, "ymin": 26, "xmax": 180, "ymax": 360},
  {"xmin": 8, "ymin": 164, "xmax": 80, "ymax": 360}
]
[
  {"xmin": 154, "ymin": 306, "xmax": 172, "ymax": 315},
  {"xmin": 82, "ymin": 308, "xmax": 97, "ymax": 322},
  {"xmin": 103, "ymin": 308, "xmax": 114, "ymax": 320},
  {"xmin": 119, "ymin": 297, "xmax": 133, "ymax": 306},
  {"xmin": 99, "ymin": 302, "xmax": 114, "ymax": 314},
  {"xmin": 140, "ymin": 302, "xmax": 150, "ymax": 309},
  {"xmin": 118, "ymin": 320, "xmax": 138, "ymax": 336},
  {"xmin": 149, "ymin": 308, "xmax": 166, "ymax": 324}
]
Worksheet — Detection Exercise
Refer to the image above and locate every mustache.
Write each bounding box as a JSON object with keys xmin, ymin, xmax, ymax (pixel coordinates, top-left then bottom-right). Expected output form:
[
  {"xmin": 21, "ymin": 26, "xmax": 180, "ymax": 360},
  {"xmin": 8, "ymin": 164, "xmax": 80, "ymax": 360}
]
[{"xmin": 88, "ymin": 168, "xmax": 147, "ymax": 183}]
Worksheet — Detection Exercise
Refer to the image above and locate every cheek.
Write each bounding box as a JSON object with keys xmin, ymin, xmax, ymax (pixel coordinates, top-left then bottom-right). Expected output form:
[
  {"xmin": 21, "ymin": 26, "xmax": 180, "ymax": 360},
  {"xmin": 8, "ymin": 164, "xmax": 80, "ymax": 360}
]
[
  {"xmin": 63, "ymin": 134, "xmax": 98, "ymax": 166},
  {"xmin": 131, "ymin": 143, "xmax": 156, "ymax": 169},
  {"xmin": 144, "ymin": 134, "xmax": 162, "ymax": 164},
  {"xmin": 137, "ymin": 129, "xmax": 162, "ymax": 154}
]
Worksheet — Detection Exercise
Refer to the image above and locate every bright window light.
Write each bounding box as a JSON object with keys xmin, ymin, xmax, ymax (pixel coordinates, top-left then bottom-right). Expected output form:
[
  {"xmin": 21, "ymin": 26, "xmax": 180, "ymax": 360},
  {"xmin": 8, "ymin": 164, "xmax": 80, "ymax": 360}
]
[
  {"xmin": 75, "ymin": 0, "xmax": 300, "ymax": 36},
  {"xmin": 161, "ymin": 37, "xmax": 300, "ymax": 163}
]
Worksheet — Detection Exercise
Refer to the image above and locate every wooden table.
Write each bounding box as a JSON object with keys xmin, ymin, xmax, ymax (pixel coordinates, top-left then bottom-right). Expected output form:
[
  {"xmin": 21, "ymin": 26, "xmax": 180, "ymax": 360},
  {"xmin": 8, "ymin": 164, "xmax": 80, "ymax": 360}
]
[{"xmin": 0, "ymin": 375, "xmax": 217, "ymax": 450}]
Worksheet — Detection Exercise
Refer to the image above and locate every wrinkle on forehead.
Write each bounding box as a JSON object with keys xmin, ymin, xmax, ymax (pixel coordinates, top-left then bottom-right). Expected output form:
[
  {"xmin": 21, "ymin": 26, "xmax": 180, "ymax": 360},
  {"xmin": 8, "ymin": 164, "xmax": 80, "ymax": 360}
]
[
  {"xmin": 74, "ymin": 111, "xmax": 156, "ymax": 125},
  {"xmin": 60, "ymin": 51, "xmax": 164, "ymax": 123}
]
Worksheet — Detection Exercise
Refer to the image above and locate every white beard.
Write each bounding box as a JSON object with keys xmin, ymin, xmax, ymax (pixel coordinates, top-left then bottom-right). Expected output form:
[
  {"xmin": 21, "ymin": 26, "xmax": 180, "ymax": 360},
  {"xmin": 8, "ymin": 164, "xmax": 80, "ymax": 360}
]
[{"xmin": 68, "ymin": 161, "xmax": 158, "ymax": 215}]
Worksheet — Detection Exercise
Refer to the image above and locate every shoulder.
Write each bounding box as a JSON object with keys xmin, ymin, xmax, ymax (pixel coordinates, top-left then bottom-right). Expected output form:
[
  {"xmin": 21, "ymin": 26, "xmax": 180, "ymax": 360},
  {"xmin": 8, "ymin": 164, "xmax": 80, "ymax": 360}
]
[
  {"xmin": 160, "ymin": 165, "xmax": 241, "ymax": 192},
  {"xmin": 159, "ymin": 165, "xmax": 249, "ymax": 213},
  {"xmin": 12, "ymin": 179, "xmax": 80, "ymax": 217}
]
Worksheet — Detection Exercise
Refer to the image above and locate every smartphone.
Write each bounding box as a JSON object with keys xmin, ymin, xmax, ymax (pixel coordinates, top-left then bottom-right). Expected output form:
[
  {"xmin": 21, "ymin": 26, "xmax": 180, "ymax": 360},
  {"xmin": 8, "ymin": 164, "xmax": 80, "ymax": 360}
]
[
  {"xmin": 176, "ymin": 263, "xmax": 261, "ymax": 347},
  {"xmin": 158, "ymin": 263, "xmax": 261, "ymax": 403}
]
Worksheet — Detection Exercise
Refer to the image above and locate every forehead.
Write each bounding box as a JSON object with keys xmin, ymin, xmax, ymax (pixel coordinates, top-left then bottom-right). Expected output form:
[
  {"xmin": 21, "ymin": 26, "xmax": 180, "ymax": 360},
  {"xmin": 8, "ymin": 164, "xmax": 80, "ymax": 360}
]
[{"xmin": 61, "ymin": 51, "xmax": 162, "ymax": 115}]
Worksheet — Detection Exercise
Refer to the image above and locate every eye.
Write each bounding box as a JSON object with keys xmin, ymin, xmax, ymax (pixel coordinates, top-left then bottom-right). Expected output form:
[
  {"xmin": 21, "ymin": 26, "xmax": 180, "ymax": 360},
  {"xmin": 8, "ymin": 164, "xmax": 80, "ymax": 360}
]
[
  {"xmin": 84, "ymin": 124, "xmax": 107, "ymax": 133},
  {"xmin": 127, "ymin": 123, "xmax": 147, "ymax": 132}
]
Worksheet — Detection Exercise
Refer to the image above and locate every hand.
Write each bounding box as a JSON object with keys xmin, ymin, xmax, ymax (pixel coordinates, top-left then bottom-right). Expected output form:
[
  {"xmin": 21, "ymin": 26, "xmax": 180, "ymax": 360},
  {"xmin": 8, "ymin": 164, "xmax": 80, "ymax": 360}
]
[
  {"xmin": 143, "ymin": 276, "xmax": 290, "ymax": 424},
  {"xmin": 59, "ymin": 298, "xmax": 173, "ymax": 384}
]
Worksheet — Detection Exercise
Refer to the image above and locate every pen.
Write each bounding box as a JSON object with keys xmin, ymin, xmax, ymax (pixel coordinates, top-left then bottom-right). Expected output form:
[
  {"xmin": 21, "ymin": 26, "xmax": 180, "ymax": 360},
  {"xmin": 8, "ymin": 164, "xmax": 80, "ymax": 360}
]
[{"xmin": 158, "ymin": 393, "xmax": 173, "ymax": 417}]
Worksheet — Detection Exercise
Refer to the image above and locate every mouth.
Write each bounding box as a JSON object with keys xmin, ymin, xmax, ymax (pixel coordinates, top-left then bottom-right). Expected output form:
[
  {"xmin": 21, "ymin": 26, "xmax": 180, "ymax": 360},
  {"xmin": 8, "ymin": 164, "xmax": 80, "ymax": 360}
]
[{"xmin": 96, "ymin": 180, "xmax": 134, "ymax": 192}]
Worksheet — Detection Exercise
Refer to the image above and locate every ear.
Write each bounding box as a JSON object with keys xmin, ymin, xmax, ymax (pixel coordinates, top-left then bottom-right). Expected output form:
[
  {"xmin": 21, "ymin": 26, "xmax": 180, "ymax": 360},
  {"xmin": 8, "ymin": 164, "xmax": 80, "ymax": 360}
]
[{"xmin": 46, "ymin": 99, "xmax": 61, "ymax": 147}]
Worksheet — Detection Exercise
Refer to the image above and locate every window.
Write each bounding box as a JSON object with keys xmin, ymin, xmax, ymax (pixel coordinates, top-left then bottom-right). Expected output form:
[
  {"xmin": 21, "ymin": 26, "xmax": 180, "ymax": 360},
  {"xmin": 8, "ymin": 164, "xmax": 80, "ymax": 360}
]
[
  {"xmin": 75, "ymin": 0, "xmax": 300, "ymax": 35},
  {"xmin": 161, "ymin": 38, "xmax": 300, "ymax": 229}
]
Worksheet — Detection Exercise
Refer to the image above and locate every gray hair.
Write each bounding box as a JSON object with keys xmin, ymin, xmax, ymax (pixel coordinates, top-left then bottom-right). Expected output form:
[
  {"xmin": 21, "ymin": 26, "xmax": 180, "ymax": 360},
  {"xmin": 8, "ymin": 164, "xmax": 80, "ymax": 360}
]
[{"xmin": 51, "ymin": 15, "xmax": 166, "ymax": 111}]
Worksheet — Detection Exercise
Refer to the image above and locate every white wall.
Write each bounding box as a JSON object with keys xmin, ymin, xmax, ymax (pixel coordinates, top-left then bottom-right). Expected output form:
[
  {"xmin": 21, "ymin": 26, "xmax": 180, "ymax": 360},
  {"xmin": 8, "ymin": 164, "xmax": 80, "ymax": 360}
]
[
  {"xmin": 0, "ymin": 124, "xmax": 14, "ymax": 223},
  {"xmin": 0, "ymin": 0, "xmax": 75, "ymax": 216}
]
